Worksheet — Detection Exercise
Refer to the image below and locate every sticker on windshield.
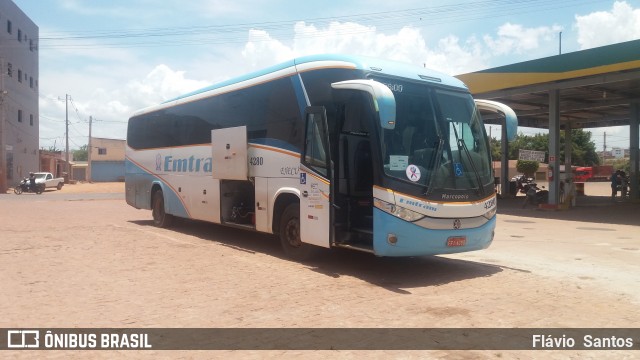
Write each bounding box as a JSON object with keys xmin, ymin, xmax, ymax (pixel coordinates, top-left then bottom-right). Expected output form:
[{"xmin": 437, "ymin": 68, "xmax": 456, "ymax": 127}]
[
  {"xmin": 406, "ymin": 164, "xmax": 421, "ymax": 182},
  {"xmin": 390, "ymin": 155, "xmax": 408, "ymax": 171},
  {"xmin": 454, "ymin": 163, "xmax": 464, "ymax": 177}
]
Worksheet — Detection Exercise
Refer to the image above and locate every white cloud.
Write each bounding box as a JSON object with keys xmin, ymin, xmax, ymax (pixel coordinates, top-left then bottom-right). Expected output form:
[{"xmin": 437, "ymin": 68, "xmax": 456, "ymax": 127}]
[
  {"xmin": 38, "ymin": 65, "xmax": 211, "ymax": 148},
  {"xmin": 424, "ymin": 35, "xmax": 488, "ymax": 74},
  {"xmin": 126, "ymin": 64, "xmax": 211, "ymax": 105},
  {"xmin": 39, "ymin": 17, "xmax": 578, "ymax": 148},
  {"xmin": 483, "ymin": 22, "xmax": 563, "ymax": 55},
  {"xmin": 241, "ymin": 21, "xmax": 489, "ymax": 75},
  {"xmin": 241, "ymin": 29, "xmax": 295, "ymax": 68},
  {"xmin": 575, "ymin": 1, "xmax": 640, "ymax": 50}
]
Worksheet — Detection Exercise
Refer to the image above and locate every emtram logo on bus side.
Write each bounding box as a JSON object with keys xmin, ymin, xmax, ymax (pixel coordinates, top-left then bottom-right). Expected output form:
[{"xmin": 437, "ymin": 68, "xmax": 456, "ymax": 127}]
[{"xmin": 158, "ymin": 154, "xmax": 213, "ymax": 173}]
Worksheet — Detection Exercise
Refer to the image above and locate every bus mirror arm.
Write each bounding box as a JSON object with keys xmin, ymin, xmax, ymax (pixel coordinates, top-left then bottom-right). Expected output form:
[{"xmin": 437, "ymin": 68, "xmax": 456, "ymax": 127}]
[
  {"xmin": 474, "ymin": 99, "xmax": 518, "ymax": 142},
  {"xmin": 331, "ymin": 80, "xmax": 396, "ymax": 130}
]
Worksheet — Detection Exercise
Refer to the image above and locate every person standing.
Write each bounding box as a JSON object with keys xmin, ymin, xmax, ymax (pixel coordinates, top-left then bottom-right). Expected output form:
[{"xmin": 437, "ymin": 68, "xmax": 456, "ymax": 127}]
[
  {"xmin": 620, "ymin": 171, "xmax": 628, "ymax": 199},
  {"xmin": 610, "ymin": 170, "xmax": 620, "ymax": 200},
  {"xmin": 28, "ymin": 172, "xmax": 36, "ymax": 191},
  {"xmin": 522, "ymin": 183, "xmax": 539, "ymax": 208}
]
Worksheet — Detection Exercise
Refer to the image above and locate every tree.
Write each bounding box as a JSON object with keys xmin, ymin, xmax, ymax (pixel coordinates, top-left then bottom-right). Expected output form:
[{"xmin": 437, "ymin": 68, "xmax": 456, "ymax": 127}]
[
  {"xmin": 489, "ymin": 136, "xmax": 502, "ymax": 160},
  {"xmin": 41, "ymin": 145, "xmax": 60, "ymax": 152},
  {"xmin": 516, "ymin": 160, "xmax": 539, "ymax": 177},
  {"xmin": 504, "ymin": 129, "xmax": 600, "ymax": 166},
  {"xmin": 508, "ymin": 133, "xmax": 549, "ymax": 160},
  {"xmin": 563, "ymin": 129, "xmax": 600, "ymax": 166},
  {"xmin": 72, "ymin": 145, "xmax": 88, "ymax": 161}
]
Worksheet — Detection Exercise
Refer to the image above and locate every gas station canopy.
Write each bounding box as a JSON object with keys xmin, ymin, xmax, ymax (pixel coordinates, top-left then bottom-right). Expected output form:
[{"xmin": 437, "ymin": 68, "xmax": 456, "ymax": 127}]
[{"xmin": 457, "ymin": 39, "xmax": 640, "ymax": 203}]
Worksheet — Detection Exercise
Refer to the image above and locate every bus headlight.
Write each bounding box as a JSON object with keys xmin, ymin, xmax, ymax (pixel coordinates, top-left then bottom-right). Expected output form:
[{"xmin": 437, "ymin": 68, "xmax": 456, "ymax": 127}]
[
  {"xmin": 373, "ymin": 198, "xmax": 426, "ymax": 222},
  {"xmin": 483, "ymin": 206, "xmax": 497, "ymax": 220}
]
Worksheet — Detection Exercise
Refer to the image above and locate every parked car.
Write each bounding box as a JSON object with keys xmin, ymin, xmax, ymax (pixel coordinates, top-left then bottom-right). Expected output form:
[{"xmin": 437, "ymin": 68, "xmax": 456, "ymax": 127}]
[{"xmin": 33, "ymin": 172, "xmax": 65, "ymax": 190}]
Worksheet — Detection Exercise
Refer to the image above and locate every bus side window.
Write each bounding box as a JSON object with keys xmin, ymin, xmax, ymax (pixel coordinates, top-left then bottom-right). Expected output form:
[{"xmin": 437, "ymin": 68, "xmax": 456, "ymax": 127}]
[
  {"xmin": 304, "ymin": 113, "xmax": 329, "ymax": 176},
  {"xmin": 342, "ymin": 96, "xmax": 369, "ymax": 135}
]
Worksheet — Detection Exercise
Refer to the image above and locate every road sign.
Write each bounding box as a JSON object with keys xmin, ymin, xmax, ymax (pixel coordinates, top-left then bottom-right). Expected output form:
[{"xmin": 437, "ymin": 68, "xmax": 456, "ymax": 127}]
[{"xmin": 518, "ymin": 149, "xmax": 546, "ymax": 162}]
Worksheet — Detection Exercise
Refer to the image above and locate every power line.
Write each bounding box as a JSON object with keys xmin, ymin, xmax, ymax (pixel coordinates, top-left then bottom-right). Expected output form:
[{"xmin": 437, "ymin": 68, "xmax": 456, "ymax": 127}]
[
  {"xmin": 91, "ymin": 118, "xmax": 127, "ymax": 123},
  {"xmin": 36, "ymin": 0, "xmax": 609, "ymax": 49},
  {"xmin": 68, "ymin": 96, "xmax": 86, "ymax": 123},
  {"xmin": 40, "ymin": 114, "xmax": 65, "ymax": 123}
]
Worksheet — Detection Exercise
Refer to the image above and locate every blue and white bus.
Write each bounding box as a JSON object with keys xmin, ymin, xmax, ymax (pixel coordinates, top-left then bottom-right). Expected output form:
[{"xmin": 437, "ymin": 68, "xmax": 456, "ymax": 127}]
[{"xmin": 126, "ymin": 54, "xmax": 517, "ymax": 260}]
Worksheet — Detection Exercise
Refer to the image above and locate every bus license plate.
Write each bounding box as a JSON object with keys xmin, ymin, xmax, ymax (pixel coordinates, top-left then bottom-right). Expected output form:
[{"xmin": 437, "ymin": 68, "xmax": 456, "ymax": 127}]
[{"xmin": 447, "ymin": 236, "xmax": 466, "ymax": 247}]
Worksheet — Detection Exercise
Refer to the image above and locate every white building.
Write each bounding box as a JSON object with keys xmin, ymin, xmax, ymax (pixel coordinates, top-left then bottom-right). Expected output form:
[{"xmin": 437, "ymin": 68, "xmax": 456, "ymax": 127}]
[{"xmin": 0, "ymin": 0, "xmax": 39, "ymax": 188}]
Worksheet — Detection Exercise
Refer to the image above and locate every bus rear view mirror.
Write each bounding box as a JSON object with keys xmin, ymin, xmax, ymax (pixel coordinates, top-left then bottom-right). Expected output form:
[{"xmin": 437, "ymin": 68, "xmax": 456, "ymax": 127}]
[
  {"xmin": 331, "ymin": 80, "xmax": 396, "ymax": 130},
  {"xmin": 474, "ymin": 99, "xmax": 518, "ymax": 142}
]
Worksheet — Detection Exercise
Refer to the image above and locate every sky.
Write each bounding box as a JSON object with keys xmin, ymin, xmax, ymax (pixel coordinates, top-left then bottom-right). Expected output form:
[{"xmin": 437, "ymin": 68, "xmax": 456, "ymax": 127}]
[{"xmin": 11, "ymin": 0, "xmax": 640, "ymax": 152}]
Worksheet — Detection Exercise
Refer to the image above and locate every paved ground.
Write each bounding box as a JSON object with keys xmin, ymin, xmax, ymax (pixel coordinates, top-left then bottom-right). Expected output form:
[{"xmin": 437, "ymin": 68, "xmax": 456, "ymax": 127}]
[{"xmin": 1, "ymin": 182, "xmax": 638, "ymax": 359}]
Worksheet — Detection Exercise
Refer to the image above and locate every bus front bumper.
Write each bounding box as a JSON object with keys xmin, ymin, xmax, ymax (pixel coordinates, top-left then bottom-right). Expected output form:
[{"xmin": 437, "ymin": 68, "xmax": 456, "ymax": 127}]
[{"xmin": 372, "ymin": 208, "xmax": 496, "ymax": 257}]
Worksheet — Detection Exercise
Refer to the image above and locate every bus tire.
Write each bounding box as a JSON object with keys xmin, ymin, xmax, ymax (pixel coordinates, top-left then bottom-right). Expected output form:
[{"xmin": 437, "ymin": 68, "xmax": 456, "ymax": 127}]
[
  {"xmin": 152, "ymin": 190, "xmax": 174, "ymax": 228},
  {"xmin": 279, "ymin": 203, "xmax": 317, "ymax": 261}
]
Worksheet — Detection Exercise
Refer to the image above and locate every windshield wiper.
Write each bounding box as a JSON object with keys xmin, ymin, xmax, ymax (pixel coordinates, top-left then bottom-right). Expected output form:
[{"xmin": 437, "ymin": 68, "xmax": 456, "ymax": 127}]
[
  {"xmin": 424, "ymin": 137, "xmax": 444, "ymax": 196},
  {"xmin": 452, "ymin": 125, "xmax": 485, "ymax": 196}
]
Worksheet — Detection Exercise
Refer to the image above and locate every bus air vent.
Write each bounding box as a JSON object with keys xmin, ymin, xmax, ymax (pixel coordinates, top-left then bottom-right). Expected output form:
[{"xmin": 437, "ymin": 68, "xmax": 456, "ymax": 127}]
[{"xmin": 419, "ymin": 75, "xmax": 442, "ymax": 82}]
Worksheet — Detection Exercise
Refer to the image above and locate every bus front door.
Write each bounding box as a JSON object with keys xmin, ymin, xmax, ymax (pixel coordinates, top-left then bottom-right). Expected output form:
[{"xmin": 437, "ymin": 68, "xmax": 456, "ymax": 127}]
[{"xmin": 299, "ymin": 106, "xmax": 333, "ymax": 248}]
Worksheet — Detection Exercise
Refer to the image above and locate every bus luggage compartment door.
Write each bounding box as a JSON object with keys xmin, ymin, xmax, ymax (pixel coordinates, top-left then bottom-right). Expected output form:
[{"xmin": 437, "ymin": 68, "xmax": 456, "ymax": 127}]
[{"xmin": 212, "ymin": 126, "xmax": 248, "ymax": 180}]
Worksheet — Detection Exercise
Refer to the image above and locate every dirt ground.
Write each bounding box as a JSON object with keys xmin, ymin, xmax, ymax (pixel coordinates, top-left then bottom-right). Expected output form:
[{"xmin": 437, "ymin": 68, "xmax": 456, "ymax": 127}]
[
  {"xmin": 54, "ymin": 181, "xmax": 125, "ymax": 194},
  {"xmin": 1, "ymin": 181, "xmax": 638, "ymax": 359},
  {"xmin": 4, "ymin": 181, "xmax": 125, "ymax": 195}
]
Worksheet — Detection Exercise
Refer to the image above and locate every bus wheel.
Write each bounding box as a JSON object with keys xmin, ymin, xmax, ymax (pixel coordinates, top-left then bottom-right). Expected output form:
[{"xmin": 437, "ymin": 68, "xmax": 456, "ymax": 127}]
[
  {"xmin": 279, "ymin": 203, "xmax": 317, "ymax": 261},
  {"xmin": 152, "ymin": 190, "xmax": 174, "ymax": 228}
]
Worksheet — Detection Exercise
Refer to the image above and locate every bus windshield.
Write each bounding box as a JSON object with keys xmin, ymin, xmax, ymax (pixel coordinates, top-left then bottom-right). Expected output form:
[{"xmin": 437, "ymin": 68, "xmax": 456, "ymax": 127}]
[{"xmin": 376, "ymin": 78, "xmax": 492, "ymax": 194}]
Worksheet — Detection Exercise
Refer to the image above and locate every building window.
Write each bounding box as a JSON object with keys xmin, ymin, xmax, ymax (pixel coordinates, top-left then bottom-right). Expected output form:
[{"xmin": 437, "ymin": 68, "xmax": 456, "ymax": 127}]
[
  {"xmin": 18, "ymin": 109, "xmax": 22, "ymax": 123},
  {"xmin": 29, "ymin": 39, "xmax": 34, "ymax": 51},
  {"xmin": 17, "ymin": 29, "xmax": 21, "ymax": 42},
  {"xmin": 30, "ymin": 114, "xmax": 33, "ymax": 126},
  {"xmin": 7, "ymin": 63, "xmax": 11, "ymax": 77},
  {"xmin": 98, "ymin": 148, "xmax": 107, "ymax": 155},
  {"xmin": 17, "ymin": 69, "xmax": 22, "ymax": 83},
  {"xmin": 7, "ymin": 20, "xmax": 11, "ymax": 34},
  {"xmin": 30, "ymin": 77, "xmax": 33, "ymax": 88}
]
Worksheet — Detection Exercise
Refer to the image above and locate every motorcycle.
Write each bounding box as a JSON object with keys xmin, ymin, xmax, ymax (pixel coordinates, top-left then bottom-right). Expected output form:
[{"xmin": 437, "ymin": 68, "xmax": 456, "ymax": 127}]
[
  {"xmin": 528, "ymin": 183, "xmax": 549, "ymax": 204},
  {"xmin": 14, "ymin": 178, "xmax": 45, "ymax": 195},
  {"xmin": 534, "ymin": 185, "xmax": 549, "ymax": 204},
  {"xmin": 511, "ymin": 174, "xmax": 536, "ymax": 195},
  {"xmin": 618, "ymin": 176, "xmax": 630, "ymax": 199}
]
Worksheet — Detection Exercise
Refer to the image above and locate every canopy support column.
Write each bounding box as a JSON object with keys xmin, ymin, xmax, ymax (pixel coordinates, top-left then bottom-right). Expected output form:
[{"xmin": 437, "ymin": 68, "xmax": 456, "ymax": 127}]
[
  {"xmin": 548, "ymin": 90, "xmax": 560, "ymax": 205},
  {"xmin": 630, "ymin": 102, "xmax": 639, "ymax": 201}
]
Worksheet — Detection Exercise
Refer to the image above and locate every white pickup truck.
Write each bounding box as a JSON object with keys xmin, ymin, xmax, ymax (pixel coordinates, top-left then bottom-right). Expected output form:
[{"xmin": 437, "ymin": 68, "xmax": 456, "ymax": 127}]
[{"xmin": 33, "ymin": 172, "xmax": 65, "ymax": 190}]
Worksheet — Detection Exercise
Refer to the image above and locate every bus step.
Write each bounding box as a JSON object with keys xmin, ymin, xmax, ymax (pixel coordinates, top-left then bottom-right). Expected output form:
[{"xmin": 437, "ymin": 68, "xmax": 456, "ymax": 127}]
[
  {"xmin": 352, "ymin": 227, "xmax": 373, "ymax": 235},
  {"xmin": 351, "ymin": 216, "xmax": 373, "ymax": 229},
  {"xmin": 222, "ymin": 221, "xmax": 255, "ymax": 230},
  {"xmin": 333, "ymin": 243, "xmax": 374, "ymax": 254}
]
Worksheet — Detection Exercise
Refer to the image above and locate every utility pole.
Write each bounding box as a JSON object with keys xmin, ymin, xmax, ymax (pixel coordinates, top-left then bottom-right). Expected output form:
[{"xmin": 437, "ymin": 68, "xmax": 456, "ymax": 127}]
[
  {"xmin": 0, "ymin": 59, "xmax": 7, "ymax": 194},
  {"xmin": 88, "ymin": 115, "xmax": 92, "ymax": 182},
  {"xmin": 65, "ymin": 94, "xmax": 69, "ymax": 183},
  {"xmin": 559, "ymin": 31, "xmax": 562, "ymax": 55},
  {"xmin": 603, "ymin": 132, "xmax": 607, "ymax": 164}
]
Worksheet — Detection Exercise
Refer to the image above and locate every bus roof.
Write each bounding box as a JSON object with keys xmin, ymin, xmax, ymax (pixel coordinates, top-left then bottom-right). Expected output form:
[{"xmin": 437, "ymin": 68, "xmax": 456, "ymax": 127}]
[{"xmin": 133, "ymin": 54, "xmax": 467, "ymax": 117}]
